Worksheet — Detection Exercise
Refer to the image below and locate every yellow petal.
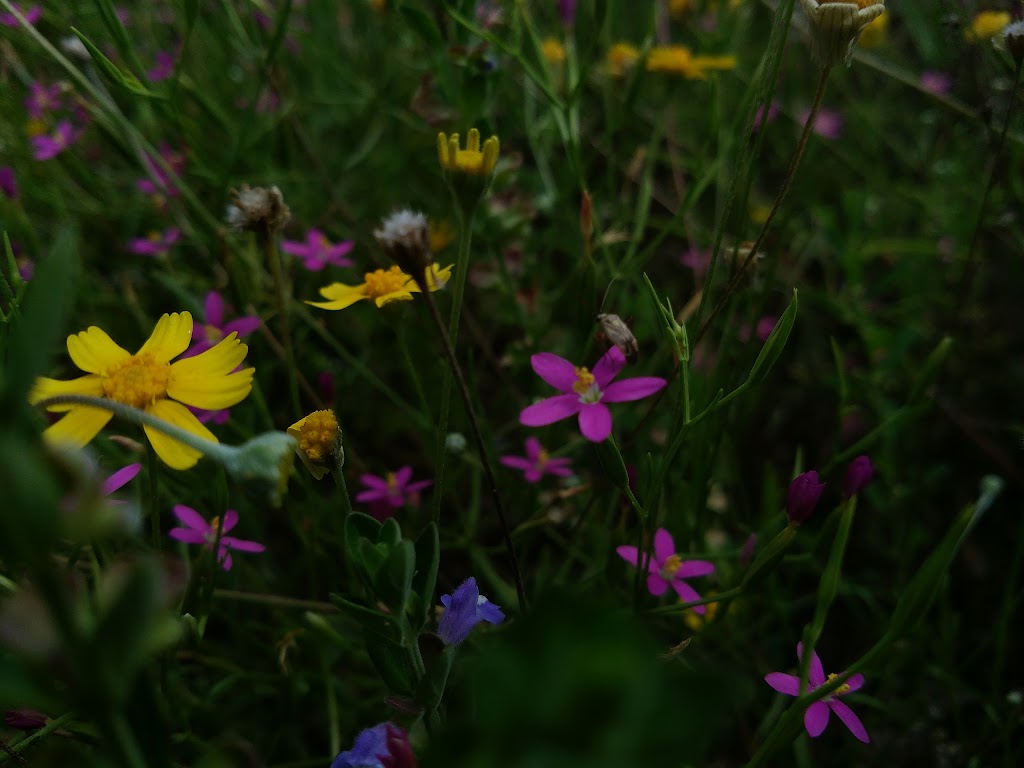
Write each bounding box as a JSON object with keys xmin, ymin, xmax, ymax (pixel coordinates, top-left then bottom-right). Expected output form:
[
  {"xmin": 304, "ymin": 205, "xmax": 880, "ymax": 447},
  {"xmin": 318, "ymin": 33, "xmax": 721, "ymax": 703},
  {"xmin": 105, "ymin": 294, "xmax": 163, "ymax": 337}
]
[
  {"xmin": 42, "ymin": 405, "xmax": 113, "ymax": 447},
  {"xmin": 166, "ymin": 368, "xmax": 254, "ymax": 410},
  {"xmin": 66, "ymin": 327, "xmax": 130, "ymax": 374},
  {"xmin": 137, "ymin": 312, "xmax": 193, "ymax": 363},
  {"xmin": 29, "ymin": 375, "xmax": 103, "ymax": 411},
  {"xmin": 170, "ymin": 334, "xmax": 248, "ymax": 379},
  {"xmin": 307, "ymin": 295, "xmax": 367, "ymax": 311},
  {"xmin": 318, "ymin": 283, "xmax": 365, "ymax": 301},
  {"xmin": 287, "ymin": 414, "xmax": 309, "ymax": 437},
  {"xmin": 144, "ymin": 399, "xmax": 216, "ymax": 470},
  {"xmin": 373, "ymin": 291, "xmax": 415, "ymax": 308}
]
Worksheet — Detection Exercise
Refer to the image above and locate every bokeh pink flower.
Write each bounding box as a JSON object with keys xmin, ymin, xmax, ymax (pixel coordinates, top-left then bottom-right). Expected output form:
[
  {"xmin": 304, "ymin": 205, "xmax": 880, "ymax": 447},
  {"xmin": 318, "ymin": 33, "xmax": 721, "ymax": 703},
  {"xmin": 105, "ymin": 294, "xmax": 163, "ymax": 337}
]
[{"xmin": 616, "ymin": 527, "xmax": 715, "ymax": 613}]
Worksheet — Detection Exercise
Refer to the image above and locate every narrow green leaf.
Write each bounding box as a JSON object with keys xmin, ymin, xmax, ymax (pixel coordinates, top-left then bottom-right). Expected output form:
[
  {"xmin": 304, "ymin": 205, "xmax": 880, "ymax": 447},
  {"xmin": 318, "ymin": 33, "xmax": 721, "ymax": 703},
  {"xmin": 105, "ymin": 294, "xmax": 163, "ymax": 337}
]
[
  {"xmin": 71, "ymin": 28, "xmax": 161, "ymax": 99},
  {"xmin": 399, "ymin": 4, "xmax": 443, "ymax": 49},
  {"xmin": 375, "ymin": 539, "xmax": 416, "ymax": 614},
  {"xmin": 746, "ymin": 288, "xmax": 798, "ymax": 386},
  {"xmin": 411, "ymin": 523, "xmax": 440, "ymax": 628}
]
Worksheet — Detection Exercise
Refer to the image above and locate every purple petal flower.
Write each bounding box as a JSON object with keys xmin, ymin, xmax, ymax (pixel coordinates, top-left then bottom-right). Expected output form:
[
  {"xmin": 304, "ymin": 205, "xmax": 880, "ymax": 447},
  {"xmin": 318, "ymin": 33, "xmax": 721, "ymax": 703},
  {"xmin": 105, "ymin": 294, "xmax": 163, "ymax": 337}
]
[
  {"xmin": 786, "ymin": 470, "xmax": 825, "ymax": 526},
  {"xmin": 558, "ymin": 0, "xmax": 577, "ymax": 26},
  {"xmin": 137, "ymin": 144, "xmax": 186, "ymax": 198},
  {"xmin": 920, "ymin": 71, "xmax": 952, "ymax": 96},
  {"xmin": 843, "ymin": 455, "xmax": 875, "ymax": 498},
  {"xmin": 189, "ymin": 405, "xmax": 231, "ymax": 425},
  {"xmin": 147, "ymin": 49, "xmax": 176, "ymax": 82},
  {"xmin": 753, "ymin": 100, "xmax": 780, "ymax": 132},
  {"xmin": 519, "ymin": 346, "xmax": 666, "ymax": 443},
  {"xmin": 437, "ymin": 577, "xmax": 505, "ymax": 645},
  {"xmin": 500, "ymin": 437, "xmax": 574, "ymax": 483},
  {"xmin": 615, "ymin": 527, "xmax": 715, "ymax": 613},
  {"xmin": 168, "ymin": 505, "xmax": 264, "ymax": 571},
  {"xmin": 183, "ymin": 291, "xmax": 260, "ymax": 357},
  {"xmin": 0, "ymin": 4, "xmax": 41, "ymax": 26},
  {"xmin": 764, "ymin": 644, "xmax": 870, "ymax": 743},
  {"xmin": 282, "ymin": 228, "xmax": 355, "ymax": 271},
  {"xmin": 0, "ymin": 166, "xmax": 18, "ymax": 199},
  {"xmin": 800, "ymin": 107, "xmax": 844, "ymax": 140},
  {"xmin": 379, "ymin": 724, "xmax": 417, "ymax": 768},
  {"xmin": 332, "ymin": 722, "xmax": 403, "ymax": 768},
  {"xmin": 31, "ymin": 121, "xmax": 79, "ymax": 161},
  {"xmin": 355, "ymin": 466, "xmax": 432, "ymax": 509},
  {"xmin": 128, "ymin": 227, "xmax": 180, "ymax": 257},
  {"xmin": 680, "ymin": 245, "xmax": 711, "ymax": 277},
  {"xmin": 25, "ymin": 81, "xmax": 60, "ymax": 119}
]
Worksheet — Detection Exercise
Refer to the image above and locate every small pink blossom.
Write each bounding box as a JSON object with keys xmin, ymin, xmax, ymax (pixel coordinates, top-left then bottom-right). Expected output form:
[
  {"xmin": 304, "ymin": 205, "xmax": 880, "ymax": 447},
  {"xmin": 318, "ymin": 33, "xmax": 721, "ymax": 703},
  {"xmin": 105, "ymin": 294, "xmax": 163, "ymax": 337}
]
[
  {"xmin": 184, "ymin": 291, "xmax": 261, "ymax": 357},
  {"xmin": 17, "ymin": 256, "xmax": 34, "ymax": 282},
  {"xmin": 680, "ymin": 245, "xmax": 711, "ymax": 278},
  {"xmin": 920, "ymin": 71, "xmax": 952, "ymax": 97},
  {"xmin": 0, "ymin": 4, "xmax": 41, "ymax": 27},
  {"xmin": 800, "ymin": 107, "xmax": 844, "ymax": 140},
  {"xmin": 0, "ymin": 166, "xmax": 17, "ymax": 199},
  {"xmin": 188, "ymin": 405, "xmax": 231, "ymax": 425},
  {"xmin": 753, "ymin": 100, "xmax": 780, "ymax": 132},
  {"xmin": 616, "ymin": 527, "xmax": 715, "ymax": 612},
  {"xmin": 32, "ymin": 121, "xmax": 81, "ymax": 161},
  {"xmin": 500, "ymin": 437, "xmax": 574, "ymax": 483},
  {"xmin": 765, "ymin": 643, "xmax": 869, "ymax": 743},
  {"xmin": 356, "ymin": 467, "xmax": 432, "ymax": 515},
  {"xmin": 147, "ymin": 49, "xmax": 176, "ymax": 82},
  {"xmin": 519, "ymin": 346, "xmax": 666, "ymax": 442},
  {"xmin": 137, "ymin": 144, "xmax": 186, "ymax": 198},
  {"xmin": 128, "ymin": 227, "xmax": 180, "ymax": 256},
  {"xmin": 281, "ymin": 228, "xmax": 354, "ymax": 271},
  {"xmin": 168, "ymin": 505, "xmax": 265, "ymax": 571},
  {"xmin": 739, "ymin": 315, "xmax": 779, "ymax": 343},
  {"xmin": 25, "ymin": 81, "xmax": 62, "ymax": 119}
]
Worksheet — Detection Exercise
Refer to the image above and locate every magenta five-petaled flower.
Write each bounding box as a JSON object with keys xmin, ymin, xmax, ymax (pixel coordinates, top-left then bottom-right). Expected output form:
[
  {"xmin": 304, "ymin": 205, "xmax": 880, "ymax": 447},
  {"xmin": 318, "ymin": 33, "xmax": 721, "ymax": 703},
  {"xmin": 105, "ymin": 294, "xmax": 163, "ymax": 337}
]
[
  {"xmin": 168, "ymin": 505, "xmax": 265, "ymax": 571},
  {"xmin": 32, "ymin": 121, "xmax": 80, "ymax": 161},
  {"xmin": 616, "ymin": 528, "xmax": 715, "ymax": 613},
  {"xmin": 0, "ymin": 3, "xmax": 41, "ymax": 26},
  {"xmin": 356, "ymin": 467, "xmax": 432, "ymax": 511},
  {"xmin": 499, "ymin": 437, "xmax": 573, "ymax": 484},
  {"xmin": 282, "ymin": 228, "xmax": 355, "ymax": 271},
  {"xmin": 128, "ymin": 227, "xmax": 180, "ymax": 257},
  {"xmin": 764, "ymin": 643, "xmax": 869, "ymax": 743},
  {"xmin": 183, "ymin": 291, "xmax": 261, "ymax": 358},
  {"xmin": 519, "ymin": 346, "xmax": 667, "ymax": 442}
]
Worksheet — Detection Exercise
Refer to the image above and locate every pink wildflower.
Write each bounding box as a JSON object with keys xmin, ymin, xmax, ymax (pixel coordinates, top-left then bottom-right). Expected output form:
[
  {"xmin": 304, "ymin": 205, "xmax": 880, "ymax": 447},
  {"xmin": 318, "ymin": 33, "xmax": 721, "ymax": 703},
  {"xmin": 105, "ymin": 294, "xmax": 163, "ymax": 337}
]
[
  {"xmin": 499, "ymin": 437, "xmax": 574, "ymax": 483},
  {"xmin": 184, "ymin": 291, "xmax": 261, "ymax": 357},
  {"xmin": 282, "ymin": 228, "xmax": 355, "ymax": 271},
  {"xmin": 356, "ymin": 467, "xmax": 432, "ymax": 512},
  {"xmin": 753, "ymin": 100, "xmax": 780, "ymax": 131},
  {"xmin": 0, "ymin": 3, "xmax": 41, "ymax": 26},
  {"xmin": 147, "ymin": 49, "xmax": 176, "ymax": 81},
  {"xmin": 137, "ymin": 144, "xmax": 186, "ymax": 198},
  {"xmin": 800, "ymin": 107, "xmax": 844, "ymax": 140},
  {"xmin": 920, "ymin": 71, "xmax": 952, "ymax": 96},
  {"xmin": 765, "ymin": 643, "xmax": 869, "ymax": 743},
  {"xmin": 25, "ymin": 81, "xmax": 62, "ymax": 119},
  {"xmin": 519, "ymin": 346, "xmax": 666, "ymax": 442},
  {"xmin": 615, "ymin": 527, "xmax": 715, "ymax": 612},
  {"xmin": 680, "ymin": 245, "xmax": 711, "ymax": 278},
  {"xmin": 168, "ymin": 505, "xmax": 265, "ymax": 571},
  {"xmin": 31, "ymin": 121, "xmax": 79, "ymax": 161},
  {"xmin": 0, "ymin": 166, "xmax": 17, "ymax": 199},
  {"xmin": 128, "ymin": 227, "xmax": 180, "ymax": 256}
]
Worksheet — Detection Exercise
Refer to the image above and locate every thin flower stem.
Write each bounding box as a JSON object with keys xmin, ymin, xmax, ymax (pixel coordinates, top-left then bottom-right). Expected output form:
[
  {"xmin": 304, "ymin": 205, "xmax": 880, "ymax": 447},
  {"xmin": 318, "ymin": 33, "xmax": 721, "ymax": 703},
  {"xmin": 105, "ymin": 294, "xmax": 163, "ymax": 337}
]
[
  {"xmin": 261, "ymin": 227, "xmax": 302, "ymax": 416},
  {"xmin": 692, "ymin": 65, "xmax": 832, "ymax": 352},
  {"xmin": 145, "ymin": 441, "xmax": 161, "ymax": 552},
  {"xmin": 332, "ymin": 464, "xmax": 353, "ymax": 516},
  {"xmin": 431, "ymin": 208, "xmax": 475, "ymax": 525},
  {"xmin": 0, "ymin": 713, "xmax": 74, "ymax": 764},
  {"xmin": 418, "ymin": 282, "xmax": 528, "ymax": 611}
]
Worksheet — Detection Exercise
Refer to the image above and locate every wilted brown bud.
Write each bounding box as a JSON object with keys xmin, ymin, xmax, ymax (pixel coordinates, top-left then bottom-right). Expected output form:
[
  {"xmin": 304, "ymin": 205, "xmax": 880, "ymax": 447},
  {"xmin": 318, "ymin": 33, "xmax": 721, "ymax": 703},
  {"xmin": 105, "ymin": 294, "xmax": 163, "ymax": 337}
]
[
  {"xmin": 225, "ymin": 184, "xmax": 291, "ymax": 233},
  {"xmin": 374, "ymin": 209, "xmax": 433, "ymax": 288}
]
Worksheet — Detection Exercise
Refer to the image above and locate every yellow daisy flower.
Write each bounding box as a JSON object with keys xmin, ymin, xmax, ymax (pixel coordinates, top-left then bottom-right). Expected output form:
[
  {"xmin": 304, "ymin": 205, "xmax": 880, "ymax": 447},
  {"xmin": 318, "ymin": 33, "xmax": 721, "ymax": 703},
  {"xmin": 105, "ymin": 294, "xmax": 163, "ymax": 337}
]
[
  {"xmin": 646, "ymin": 45, "xmax": 738, "ymax": 79},
  {"xmin": 966, "ymin": 10, "xmax": 1011, "ymax": 41},
  {"xmin": 308, "ymin": 263, "xmax": 454, "ymax": 311},
  {"xmin": 607, "ymin": 42, "xmax": 640, "ymax": 77},
  {"xmin": 542, "ymin": 37, "xmax": 567, "ymax": 65},
  {"xmin": 29, "ymin": 312, "xmax": 254, "ymax": 470},
  {"xmin": 437, "ymin": 129, "xmax": 500, "ymax": 177}
]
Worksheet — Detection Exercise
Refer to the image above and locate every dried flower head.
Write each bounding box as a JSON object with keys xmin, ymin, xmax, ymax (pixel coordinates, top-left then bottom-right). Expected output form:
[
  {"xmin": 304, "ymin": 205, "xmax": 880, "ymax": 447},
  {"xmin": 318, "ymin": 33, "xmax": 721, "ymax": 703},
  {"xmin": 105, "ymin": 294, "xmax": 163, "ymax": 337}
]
[
  {"xmin": 799, "ymin": 0, "xmax": 886, "ymax": 67},
  {"xmin": 374, "ymin": 209, "xmax": 432, "ymax": 286},
  {"xmin": 225, "ymin": 184, "xmax": 291, "ymax": 233}
]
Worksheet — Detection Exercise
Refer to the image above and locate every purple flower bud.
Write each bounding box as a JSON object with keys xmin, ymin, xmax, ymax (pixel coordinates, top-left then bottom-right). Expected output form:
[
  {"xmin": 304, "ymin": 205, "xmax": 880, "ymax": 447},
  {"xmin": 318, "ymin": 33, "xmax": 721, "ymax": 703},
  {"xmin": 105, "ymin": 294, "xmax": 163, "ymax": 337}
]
[
  {"xmin": 380, "ymin": 724, "xmax": 417, "ymax": 768},
  {"xmin": 0, "ymin": 166, "xmax": 17, "ymax": 199},
  {"xmin": 740, "ymin": 533, "xmax": 757, "ymax": 566},
  {"xmin": 558, "ymin": 0, "xmax": 577, "ymax": 26},
  {"xmin": 437, "ymin": 577, "xmax": 504, "ymax": 646},
  {"xmin": 843, "ymin": 455, "xmax": 875, "ymax": 498},
  {"xmin": 4, "ymin": 709, "xmax": 48, "ymax": 730},
  {"xmin": 786, "ymin": 470, "xmax": 825, "ymax": 525}
]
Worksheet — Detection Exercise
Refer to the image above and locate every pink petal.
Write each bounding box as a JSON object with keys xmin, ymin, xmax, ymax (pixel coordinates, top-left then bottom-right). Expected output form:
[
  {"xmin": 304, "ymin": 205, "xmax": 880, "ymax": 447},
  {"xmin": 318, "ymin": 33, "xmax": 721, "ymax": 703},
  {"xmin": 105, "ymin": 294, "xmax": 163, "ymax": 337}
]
[
  {"xmin": 168, "ymin": 528, "xmax": 207, "ymax": 544},
  {"xmin": 796, "ymin": 643, "xmax": 826, "ymax": 687},
  {"xmin": 524, "ymin": 436, "xmax": 542, "ymax": 461},
  {"xmin": 500, "ymin": 456, "xmax": 533, "ymax": 471},
  {"xmin": 653, "ymin": 528, "xmax": 675, "ymax": 563},
  {"xmin": 172, "ymin": 504, "xmax": 210, "ymax": 534},
  {"xmin": 222, "ymin": 316, "xmax": 261, "ymax": 337},
  {"xmin": 804, "ymin": 701, "xmax": 830, "ymax": 738},
  {"xmin": 520, "ymin": 394, "xmax": 583, "ymax": 427},
  {"xmin": 675, "ymin": 560, "xmax": 715, "ymax": 578},
  {"xmin": 592, "ymin": 345, "xmax": 626, "ymax": 388},
  {"xmin": 615, "ymin": 545, "xmax": 641, "ymax": 567},
  {"xmin": 360, "ymin": 474, "xmax": 391, "ymax": 490},
  {"xmin": 204, "ymin": 292, "xmax": 224, "ymax": 326},
  {"xmin": 392, "ymin": 466, "xmax": 413, "ymax": 488},
  {"xmin": 577, "ymin": 403, "xmax": 612, "ymax": 442},
  {"xmin": 404, "ymin": 479, "xmax": 433, "ymax": 494},
  {"xmin": 530, "ymin": 352, "xmax": 578, "ymax": 391},
  {"xmin": 646, "ymin": 573, "xmax": 669, "ymax": 596},
  {"xmin": 221, "ymin": 537, "xmax": 266, "ymax": 553},
  {"xmin": 220, "ymin": 509, "xmax": 239, "ymax": 533},
  {"xmin": 102, "ymin": 463, "xmax": 141, "ymax": 496},
  {"xmin": 765, "ymin": 672, "xmax": 801, "ymax": 696},
  {"xmin": 523, "ymin": 467, "xmax": 542, "ymax": 483},
  {"xmin": 843, "ymin": 673, "xmax": 865, "ymax": 693},
  {"xmin": 829, "ymin": 699, "xmax": 869, "ymax": 743},
  {"xmin": 601, "ymin": 376, "xmax": 668, "ymax": 403},
  {"xmin": 670, "ymin": 579, "xmax": 705, "ymax": 614},
  {"xmin": 355, "ymin": 489, "xmax": 387, "ymax": 503},
  {"xmin": 218, "ymin": 550, "xmax": 233, "ymax": 571},
  {"xmin": 281, "ymin": 240, "xmax": 308, "ymax": 257}
]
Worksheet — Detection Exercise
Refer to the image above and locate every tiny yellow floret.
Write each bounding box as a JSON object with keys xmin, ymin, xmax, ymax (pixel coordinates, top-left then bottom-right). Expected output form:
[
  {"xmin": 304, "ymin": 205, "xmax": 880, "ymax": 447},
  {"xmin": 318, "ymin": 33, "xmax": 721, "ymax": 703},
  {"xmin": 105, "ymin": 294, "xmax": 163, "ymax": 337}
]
[
  {"xmin": 966, "ymin": 11, "xmax": 1011, "ymax": 41},
  {"xmin": 646, "ymin": 45, "xmax": 738, "ymax": 79},
  {"xmin": 572, "ymin": 367, "xmax": 596, "ymax": 396},
  {"xmin": 437, "ymin": 128, "xmax": 500, "ymax": 177},
  {"xmin": 542, "ymin": 37, "xmax": 566, "ymax": 65},
  {"xmin": 288, "ymin": 410, "xmax": 341, "ymax": 480}
]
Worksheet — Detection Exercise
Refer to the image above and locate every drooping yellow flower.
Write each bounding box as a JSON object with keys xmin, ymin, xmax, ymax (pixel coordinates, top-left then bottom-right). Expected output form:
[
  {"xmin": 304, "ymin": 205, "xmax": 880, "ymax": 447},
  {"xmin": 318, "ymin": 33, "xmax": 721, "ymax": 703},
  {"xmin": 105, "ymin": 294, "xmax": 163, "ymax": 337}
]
[
  {"xmin": 307, "ymin": 263, "xmax": 454, "ymax": 311},
  {"xmin": 607, "ymin": 42, "xmax": 640, "ymax": 77},
  {"xmin": 437, "ymin": 128, "xmax": 499, "ymax": 177},
  {"xmin": 288, "ymin": 409, "xmax": 342, "ymax": 480},
  {"xmin": 966, "ymin": 10, "xmax": 1011, "ymax": 42},
  {"xmin": 645, "ymin": 45, "xmax": 738, "ymax": 79},
  {"xmin": 542, "ymin": 37, "xmax": 567, "ymax": 65},
  {"xmin": 858, "ymin": 9, "xmax": 888, "ymax": 48},
  {"xmin": 799, "ymin": 0, "xmax": 885, "ymax": 66},
  {"xmin": 29, "ymin": 312, "xmax": 254, "ymax": 470}
]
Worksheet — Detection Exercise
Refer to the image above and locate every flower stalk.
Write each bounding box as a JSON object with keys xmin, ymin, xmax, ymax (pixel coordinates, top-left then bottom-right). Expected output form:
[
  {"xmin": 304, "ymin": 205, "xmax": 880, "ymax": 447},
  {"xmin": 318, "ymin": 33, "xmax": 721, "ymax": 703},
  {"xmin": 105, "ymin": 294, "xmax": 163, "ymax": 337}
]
[{"xmin": 261, "ymin": 225, "xmax": 301, "ymax": 416}]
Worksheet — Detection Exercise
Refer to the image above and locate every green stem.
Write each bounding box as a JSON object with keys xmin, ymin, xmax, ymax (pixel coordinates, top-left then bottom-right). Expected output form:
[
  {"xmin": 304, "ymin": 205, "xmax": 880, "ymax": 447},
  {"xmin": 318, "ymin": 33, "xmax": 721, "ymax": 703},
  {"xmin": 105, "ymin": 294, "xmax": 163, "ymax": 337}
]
[
  {"xmin": 0, "ymin": 713, "xmax": 75, "ymax": 764},
  {"xmin": 693, "ymin": 64, "xmax": 832, "ymax": 351},
  {"xmin": 262, "ymin": 228, "xmax": 301, "ymax": 416},
  {"xmin": 431, "ymin": 207, "xmax": 476, "ymax": 525},
  {"xmin": 145, "ymin": 440, "xmax": 161, "ymax": 552}
]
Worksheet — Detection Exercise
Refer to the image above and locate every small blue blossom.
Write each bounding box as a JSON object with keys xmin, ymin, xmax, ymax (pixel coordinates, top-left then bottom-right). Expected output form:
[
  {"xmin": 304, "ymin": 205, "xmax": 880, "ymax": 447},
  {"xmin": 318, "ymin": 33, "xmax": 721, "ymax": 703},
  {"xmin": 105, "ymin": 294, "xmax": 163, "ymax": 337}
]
[
  {"xmin": 331, "ymin": 722, "xmax": 390, "ymax": 768},
  {"xmin": 437, "ymin": 577, "xmax": 505, "ymax": 645}
]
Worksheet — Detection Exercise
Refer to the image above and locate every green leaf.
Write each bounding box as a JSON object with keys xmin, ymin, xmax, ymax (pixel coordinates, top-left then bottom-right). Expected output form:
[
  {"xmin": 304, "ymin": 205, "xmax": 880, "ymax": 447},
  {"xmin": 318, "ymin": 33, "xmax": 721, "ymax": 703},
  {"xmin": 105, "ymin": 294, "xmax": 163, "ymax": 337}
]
[
  {"xmin": 415, "ymin": 644, "xmax": 455, "ymax": 711},
  {"xmin": 375, "ymin": 539, "xmax": 416, "ymax": 614},
  {"xmin": 92, "ymin": 0, "xmax": 139, "ymax": 68},
  {"xmin": 746, "ymin": 288, "xmax": 797, "ymax": 386},
  {"xmin": 330, "ymin": 594, "xmax": 403, "ymax": 641},
  {"xmin": 366, "ymin": 633, "xmax": 417, "ymax": 695},
  {"xmin": 908, "ymin": 336, "xmax": 953, "ymax": 402},
  {"xmin": 399, "ymin": 4, "xmax": 443, "ymax": 50},
  {"xmin": 378, "ymin": 518, "xmax": 402, "ymax": 548},
  {"xmin": 71, "ymin": 28, "xmax": 161, "ymax": 99},
  {"xmin": 411, "ymin": 523, "xmax": 440, "ymax": 629}
]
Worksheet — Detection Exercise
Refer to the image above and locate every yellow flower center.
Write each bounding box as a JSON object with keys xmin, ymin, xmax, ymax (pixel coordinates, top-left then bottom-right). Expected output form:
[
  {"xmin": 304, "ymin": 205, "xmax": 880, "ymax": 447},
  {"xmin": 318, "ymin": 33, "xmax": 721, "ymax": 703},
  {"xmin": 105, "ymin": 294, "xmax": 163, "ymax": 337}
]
[
  {"xmin": 661, "ymin": 553, "xmax": 683, "ymax": 578},
  {"xmin": 386, "ymin": 472, "xmax": 399, "ymax": 493},
  {"xmin": 26, "ymin": 118, "xmax": 47, "ymax": 137},
  {"xmin": 825, "ymin": 673, "xmax": 851, "ymax": 696},
  {"xmin": 204, "ymin": 324, "xmax": 223, "ymax": 344},
  {"xmin": 297, "ymin": 409, "xmax": 339, "ymax": 465},
  {"xmin": 209, "ymin": 516, "xmax": 221, "ymax": 539},
  {"xmin": 363, "ymin": 266, "xmax": 411, "ymax": 299},
  {"xmin": 572, "ymin": 366, "xmax": 597, "ymax": 398},
  {"xmin": 454, "ymin": 149, "xmax": 486, "ymax": 173},
  {"xmin": 537, "ymin": 448, "xmax": 550, "ymax": 468},
  {"xmin": 101, "ymin": 353, "xmax": 171, "ymax": 408},
  {"xmin": 147, "ymin": 231, "xmax": 163, "ymax": 242}
]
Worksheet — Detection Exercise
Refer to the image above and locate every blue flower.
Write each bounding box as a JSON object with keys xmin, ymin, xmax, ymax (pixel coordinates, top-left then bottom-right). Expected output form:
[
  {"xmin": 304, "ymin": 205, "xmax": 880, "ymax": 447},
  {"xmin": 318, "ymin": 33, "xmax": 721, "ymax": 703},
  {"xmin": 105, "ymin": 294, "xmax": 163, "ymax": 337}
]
[
  {"xmin": 437, "ymin": 577, "xmax": 505, "ymax": 645},
  {"xmin": 331, "ymin": 722, "xmax": 390, "ymax": 768}
]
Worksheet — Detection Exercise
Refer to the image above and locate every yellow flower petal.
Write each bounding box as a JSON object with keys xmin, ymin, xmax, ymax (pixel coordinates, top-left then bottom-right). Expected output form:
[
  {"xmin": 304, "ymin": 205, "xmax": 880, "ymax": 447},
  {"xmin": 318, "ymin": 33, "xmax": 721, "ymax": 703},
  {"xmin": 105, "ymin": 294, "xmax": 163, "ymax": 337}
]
[
  {"xmin": 136, "ymin": 312, "xmax": 193, "ymax": 363},
  {"xmin": 308, "ymin": 295, "xmax": 368, "ymax": 310},
  {"xmin": 66, "ymin": 327, "xmax": 130, "ymax": 374},
  {"xmin": 319, "ymin": 283, "xmax": 366, "ymax": 301},
  {"xmin": 43, "ymin": 405, "xmax": 113, "ymax": 447},
  {"xmin": 373, "ymin": 291, "xmax": 415, "ymax": 307},
  {"xmin": 167, "ymin": 368, "xmax": 254, "ymax": 410},
  {"xmin": 144, "ymin": 399, "xmax": 216, "ymax": 470},
  {"xmin": 171, "ymin": 335, "xmax": 248, "ymax": 379},
  {"xmin": 29, "ymin": 375, "xmax": 103, "ymax": 411}
]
